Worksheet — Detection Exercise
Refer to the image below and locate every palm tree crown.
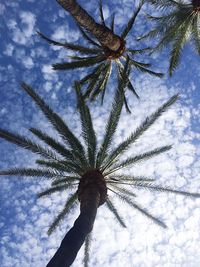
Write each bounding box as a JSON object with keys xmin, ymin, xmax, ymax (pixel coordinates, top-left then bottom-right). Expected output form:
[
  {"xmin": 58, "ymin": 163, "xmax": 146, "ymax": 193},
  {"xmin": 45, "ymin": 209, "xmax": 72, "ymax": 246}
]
[
  {"xmin": 1, "ymin": 61, "xmax": 200, "ymax": 266},
  {"xmin": 141, "ymin": 0, "xmax": 200, "ymax": 75},
  {"xmin": 38, "ymin": 0, "xmax": 163, "ymax": 111}
]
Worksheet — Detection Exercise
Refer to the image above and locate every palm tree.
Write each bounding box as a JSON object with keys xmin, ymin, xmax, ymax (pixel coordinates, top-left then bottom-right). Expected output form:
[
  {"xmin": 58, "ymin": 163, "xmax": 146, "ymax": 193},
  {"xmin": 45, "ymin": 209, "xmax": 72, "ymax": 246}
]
[
  {"xmin": 38, "ymin": 0, "xmax": 163, "ymax": 111},
  {"xmin": 0, "ymin": 62, "xmax": 199, "ymax": 267},
  {"xmin": 140, "ymin": 0, "xmax": 200, "ymax": 75}
]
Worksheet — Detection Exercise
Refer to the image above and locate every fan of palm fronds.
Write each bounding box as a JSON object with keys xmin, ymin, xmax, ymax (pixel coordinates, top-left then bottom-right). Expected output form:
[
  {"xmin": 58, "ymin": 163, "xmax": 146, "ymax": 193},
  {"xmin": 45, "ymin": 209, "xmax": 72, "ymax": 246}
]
[
  {"xmin": 0, "ymin": 61, "xmax": 199, "ymax": 266},
  {"xmin": 140, "ymin": 0, "xmax": 200, "ymax": 75},
  {"xmin": 38, "ymin": 0, "xmax": 163, "ymax": 111}
]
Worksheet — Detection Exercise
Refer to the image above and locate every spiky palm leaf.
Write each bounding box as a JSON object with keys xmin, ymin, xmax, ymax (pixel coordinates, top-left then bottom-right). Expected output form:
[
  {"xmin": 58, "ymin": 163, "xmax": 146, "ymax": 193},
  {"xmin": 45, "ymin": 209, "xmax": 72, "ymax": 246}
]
[
  {"xmin": 38, "ymin": 0, "xmax": 163, "ymax": 109},
  {"xmin": 1, "ymin": 72, "xmax": 200, "ymax": 266},
  {"xmin": 141, "ymin": 0, "xmax": 200, "ymax": 75}
]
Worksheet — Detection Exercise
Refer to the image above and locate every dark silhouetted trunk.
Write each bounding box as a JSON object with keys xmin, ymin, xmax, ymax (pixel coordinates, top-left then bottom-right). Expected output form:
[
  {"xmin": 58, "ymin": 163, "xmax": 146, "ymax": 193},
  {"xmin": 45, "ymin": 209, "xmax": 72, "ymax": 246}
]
[
  {"xmin": 56, "ymin": 0, "xmax": 122, "ymax": 52},
  {"xmin": 46, "ymin": 170, "xmax": 107, "ymax": 267}
]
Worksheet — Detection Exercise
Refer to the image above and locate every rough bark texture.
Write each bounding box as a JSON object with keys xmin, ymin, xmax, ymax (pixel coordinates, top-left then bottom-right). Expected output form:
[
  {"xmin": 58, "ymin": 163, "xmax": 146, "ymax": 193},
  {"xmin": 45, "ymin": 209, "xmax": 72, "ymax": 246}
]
[
  {"xmin": 56, "ymin": 0, "xmax": 122, "ymax": 51},
  {"xmin": 46, "ymin": 170, "xmax": 107, "ymax": 267}
]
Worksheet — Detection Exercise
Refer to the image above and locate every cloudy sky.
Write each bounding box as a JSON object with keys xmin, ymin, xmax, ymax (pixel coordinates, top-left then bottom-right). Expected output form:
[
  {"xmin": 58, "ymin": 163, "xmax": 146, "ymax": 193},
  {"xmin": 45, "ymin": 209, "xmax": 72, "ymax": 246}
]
[{"xmin": 1, "ymin": 0, "xmax": 200, "ymax": 266}]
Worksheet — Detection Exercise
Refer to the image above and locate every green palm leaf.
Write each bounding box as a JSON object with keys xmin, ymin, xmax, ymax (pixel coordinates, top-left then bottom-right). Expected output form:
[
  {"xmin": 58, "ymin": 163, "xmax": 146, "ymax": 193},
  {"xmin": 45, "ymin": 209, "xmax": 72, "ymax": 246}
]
[
  {"xmin": 0, "ymin": 128, "xmax": 57, "ymax": 160},
  {"xmin": 192, "ymin": 13, "xmax": 200, "ymax": 54},
  {"xmin": 30, "ymin": 128, "xmax": 75, "ymax": 161},
  {"xmin": 96, "ymin": 57, "xmax": 131, "ymax": 168},
  {"xmin": 21, "ymin": 82, "xmax": 87, "ymax": 167},
  {"xmin": 53, "ymin": 55, "xmax": 106, "ymax": 70},
  {"xmin": 99, "ymin": 0, "xmax": 106, "ymax": 27},
  {"xmin": 107, "ymin": 145, "xmax": 171, "ymax": 174},
  {"xmin": 75, "ymin": 82, "xmax": 97, "ymax": 167},
  {"xmin": 0, "ymin": 168, "xmax": 60, "ymax": 179},
  {"xmin": 38, "ymin": 185, "xmax": 77, "ymax": 198},
  {"xmin": 52, "ymin": 176, "xmax": 80, "ymax": 186},
  {"xmin": 102, "ymin": 94, "xmax": 179, "ymax": 171},
  {"xmin": 133, "ymin": 183, "xmax": 200, "ymax": 198}
]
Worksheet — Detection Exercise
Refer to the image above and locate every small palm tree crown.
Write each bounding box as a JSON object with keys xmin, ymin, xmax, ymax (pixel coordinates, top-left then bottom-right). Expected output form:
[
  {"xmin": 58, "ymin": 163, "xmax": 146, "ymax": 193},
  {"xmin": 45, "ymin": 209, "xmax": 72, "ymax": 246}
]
[
  {"xmin": 38, "ymin": 0, "xmax": 163, "ymax": 111},
  {"xmin": 141, "ymin": 0, "xmax": 200, "ymax": 75},
  {"xmin": 1, "ymin": 60, "xmax": 200, "ymax": 266}
]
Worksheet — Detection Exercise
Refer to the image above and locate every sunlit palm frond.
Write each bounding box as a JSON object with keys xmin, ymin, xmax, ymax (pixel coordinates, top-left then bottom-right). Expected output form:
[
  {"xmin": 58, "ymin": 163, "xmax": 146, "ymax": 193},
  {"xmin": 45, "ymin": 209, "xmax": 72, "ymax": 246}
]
[
  {"xmin": 47, "ymin": 192, "xmax": 78, "ymax": 235},
  {"xmin": 192, "ymin": 13, "xmax": 200, "ymax": 54}
]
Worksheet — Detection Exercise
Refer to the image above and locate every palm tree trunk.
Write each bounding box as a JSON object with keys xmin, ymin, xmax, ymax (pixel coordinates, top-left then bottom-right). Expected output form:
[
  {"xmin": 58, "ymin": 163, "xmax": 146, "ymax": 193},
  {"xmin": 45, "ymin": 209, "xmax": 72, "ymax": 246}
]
[
  {"xmin": 56, "ymin": 0, "xmax": 122, "ymax": 52},
  {"xmin": 46, "ymin": 168, "xmax": 108, "ymax": 267}
]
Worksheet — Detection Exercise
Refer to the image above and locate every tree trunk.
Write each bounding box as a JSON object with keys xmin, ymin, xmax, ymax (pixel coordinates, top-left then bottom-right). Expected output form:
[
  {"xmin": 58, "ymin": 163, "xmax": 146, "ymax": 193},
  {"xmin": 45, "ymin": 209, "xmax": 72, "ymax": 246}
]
[
  {"xmin": 46, "ymin": 170, "xmax": 107, "ymax": 267},
  {"xmin": 56, "ymin": 0, "xmax": 122, "ymax": 52}
]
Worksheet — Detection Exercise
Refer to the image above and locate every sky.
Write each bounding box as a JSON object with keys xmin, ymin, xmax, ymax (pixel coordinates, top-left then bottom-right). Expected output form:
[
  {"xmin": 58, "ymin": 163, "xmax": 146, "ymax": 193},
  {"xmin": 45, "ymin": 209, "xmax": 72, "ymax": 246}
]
[{"xmin": 1, "ymin": 0, "xmax": 200, "ymax": 266}]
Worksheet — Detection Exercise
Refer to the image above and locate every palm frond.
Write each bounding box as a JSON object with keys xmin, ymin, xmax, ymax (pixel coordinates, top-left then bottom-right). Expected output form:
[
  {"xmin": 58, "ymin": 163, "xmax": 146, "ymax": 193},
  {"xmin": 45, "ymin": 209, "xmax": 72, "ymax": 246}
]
[
  {"xmin": 29, "ymin": 128, "xmax": 75, "ymax": 161},
  {"xmin": 116, "ymin": 60, "xmax": 139, "ymax": 99},
  {"xmin": 127, "ymin": 47, "xmax": 152, "ymax": 55},
  {"xmin": 75, "ymin": 82, "xmax": 97, "ymax": 167},
  {"xmin": 110, "ymin": 188, "xmax": 167, "ymax": 228},
  {"xmin": 96, "ymin": 57, "xmax": 131, "ymax": 168},
  {"xmin": 83, "ymin": 232, "xmax": 92, "ymax": 267},
  {"xmin": 129, "ymin": 58, "xmax": 164, "ymax": 78},
  {"xmin": 99, "ymin": 0, "xmax": 106, "ymax": 26},
  {"xmin": 169, "ymin": 14, "xmax": 194, "ymax": 75},
  {"xmin": 108, "ymin": 184, "xmax": 136, "ymax": 198},
  {"xmin": 90, "ymin": 62, "xmax": 112, "ymax": 102},
  {"xmin": 48, "ymin": 192, "xmax": 78, "ymax": 235},
  {"xmin": 76, "ymin": 23, "xmax": 101, "ymax": 48},
  {"xmin": 83, "ymin": 64, "xmax": 107, "ymax": 100},
  {"xmin": 133, "ymin": 183, "xmax": 200, "ymax": 198},
  {"xmin": 37, "ymin": 31, "xmax": 101, "ymax": 54},
  {"xmin": 52, "ymin": 55, "xmax": 106, "ymax": 71},
  {"xmin": 101, "ymin": 63, "xmax": 112, "ymax": 104},
  {"xmin": 102, "ymin": 94, "xmax": 179, "ymax": 171},
  {"xmin": 21, "ymin": 82, "xmax": 87, "ymax": 167},
  {"xmin": 0, "ymin": 168, "xmax": 59, "ymax": 179},
  {"xmin": 0, "ymin": 128, "xmax": 57, "ymax": 160},
  {"xmin": 52, "ymin": 176, "xmax": 80, "ymax": 186},
  {"xmin": 121, "ymin": 0, "xmax": 144, "ymax": 39},
  {"xmin": 107, "ymin": 174, "xmax": 155, "ymax": 183},
  {"xmin": 110, "ymin": 13, "xmax": 115, "ymax": 32},
  {"xmin": 106, "ymin": 197, "xmax": 126, "ymax": 227},
  {"xmin": 38, "ymin": 185, "xmax": 77, "ymax": 198},
  {"xmin": 107, "ymin": 145, "xmax": 172, "ymax": 174},
  {"xmin": 147, "ymin": 0, "xmax": 185, "ymax": 10},
  {"xmin": 79, "ymin": 63, "xmax": 105, "ymax": 85},
  {"xmin": 36, "ymin": 159, "xmax": 81, "ymax": 174},
  {"xmin": 192, "ymin": 13, "xmax": 200, "ymax": 54}
]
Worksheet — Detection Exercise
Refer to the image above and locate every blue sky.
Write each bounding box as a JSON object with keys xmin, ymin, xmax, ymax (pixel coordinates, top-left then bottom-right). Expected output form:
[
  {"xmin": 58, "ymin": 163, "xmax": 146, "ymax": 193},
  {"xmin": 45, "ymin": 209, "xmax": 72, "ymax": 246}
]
[{"xmin": 1, "ymin": 0, "xmax": 200, "ymax": 266}]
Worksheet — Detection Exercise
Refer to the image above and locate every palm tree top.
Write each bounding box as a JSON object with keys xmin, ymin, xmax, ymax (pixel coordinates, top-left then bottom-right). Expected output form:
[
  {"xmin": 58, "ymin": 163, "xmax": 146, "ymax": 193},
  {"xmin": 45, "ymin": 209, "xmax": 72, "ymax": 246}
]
[
  {"xmin": 0, "ymin": 62, "xmax": 200, "ymax": 265},
  {"xmin": 141, "ymin": 0, "xmax": 200, "ymax": 75},
  {"xmin": 38, "ymin": 0, "xmax": 163, "ymax": 110}
]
